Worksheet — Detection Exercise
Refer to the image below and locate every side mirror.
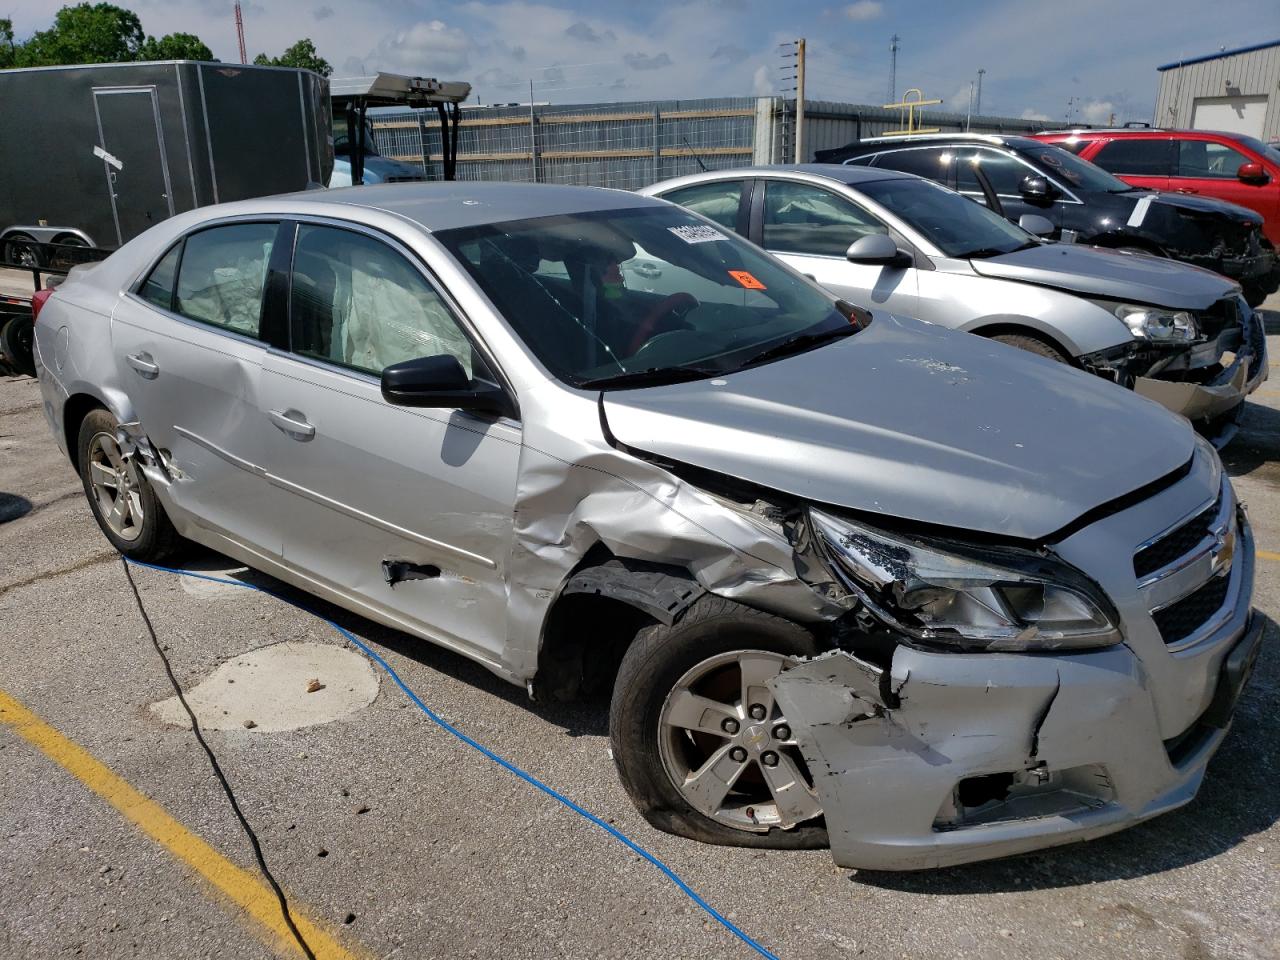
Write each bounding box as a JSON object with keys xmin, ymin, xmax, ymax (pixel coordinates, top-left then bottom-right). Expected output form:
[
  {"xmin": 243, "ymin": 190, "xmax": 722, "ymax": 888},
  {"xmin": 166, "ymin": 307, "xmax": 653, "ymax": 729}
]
[
  {"xmin": 1018, "ymin": 213, "xmax": 1055, "ymax": 237},
  {"xmin": 381, "ymin": 354, "xmax": 511, "ymax": 417},
  {"xmin": 846, "ymin": 233, "xmax": 910, "ymax": 266},
  {"xmin": 1018, "ymin": 175, "xmax": 1054, "ymax": 201},
  {"xmin": 1237, "ymin": 161, "xmax": 1270, "ymax": 184}
]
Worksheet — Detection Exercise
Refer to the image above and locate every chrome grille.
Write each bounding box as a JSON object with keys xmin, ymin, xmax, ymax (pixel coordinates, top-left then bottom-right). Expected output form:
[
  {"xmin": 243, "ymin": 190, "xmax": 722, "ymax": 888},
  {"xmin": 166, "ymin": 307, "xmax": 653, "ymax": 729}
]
[
  {"xmin": 1135, "ymin": 479, "xmax": 1237, "ymax": 648},
  {"xmin": 1133, "ymin": 497, "xmax": 1219, "ymax": 580},
  {"xmin": 1151, "ymin": 576, "xmax": 1231, "ymax": 646}
]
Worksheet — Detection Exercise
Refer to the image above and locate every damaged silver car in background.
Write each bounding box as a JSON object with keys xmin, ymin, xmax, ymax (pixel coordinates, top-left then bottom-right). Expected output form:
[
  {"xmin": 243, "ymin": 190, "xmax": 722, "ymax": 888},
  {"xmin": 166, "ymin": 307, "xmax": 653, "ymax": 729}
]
[{"xmin": 33, "ymin": 183, "xmax": 1261, "ymax": 870}]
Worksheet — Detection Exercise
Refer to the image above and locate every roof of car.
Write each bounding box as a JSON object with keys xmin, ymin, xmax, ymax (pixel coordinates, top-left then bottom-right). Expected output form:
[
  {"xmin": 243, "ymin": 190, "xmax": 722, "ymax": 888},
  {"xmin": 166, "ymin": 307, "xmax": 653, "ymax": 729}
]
[
  {"xmin": 274, "ymin": 181, "xmax": 660, "ymax": 231},
  {"xmin": 644, "ymin": 164, "xmax": 917, "ymax": 193},
  {"xmin": 1036, "ymin": 127, "xmax": 1253, "ymax": 141},
  {"xmin": 849, "ymin": 133, "xmax": 1045, "ymax": 150}
]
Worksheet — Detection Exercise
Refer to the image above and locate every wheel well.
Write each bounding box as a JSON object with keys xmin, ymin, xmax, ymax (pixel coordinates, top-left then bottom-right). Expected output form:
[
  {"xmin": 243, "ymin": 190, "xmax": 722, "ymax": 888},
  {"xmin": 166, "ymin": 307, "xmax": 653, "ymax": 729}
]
[
  {"xmin": 62, "ymin": 394, "xmax": 106, "ymax": 470},
  {"xmin": 50, "ymin": 232, "xmax": 89, "ymax": 246},
  {"xmin": 535, "ymin": 592, "xmax": 655, "ymax": 703},
  {"xmin": 969, "ymin": 322, "xmax": 1076, "ymax": 364}
]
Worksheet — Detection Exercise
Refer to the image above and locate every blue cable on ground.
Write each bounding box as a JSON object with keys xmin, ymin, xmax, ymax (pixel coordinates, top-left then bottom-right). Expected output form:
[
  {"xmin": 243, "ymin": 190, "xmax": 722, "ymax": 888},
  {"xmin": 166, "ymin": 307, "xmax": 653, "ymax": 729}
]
[{"xmin": 125, "ymin": 557, "xmax": 783, "ymax": 960}]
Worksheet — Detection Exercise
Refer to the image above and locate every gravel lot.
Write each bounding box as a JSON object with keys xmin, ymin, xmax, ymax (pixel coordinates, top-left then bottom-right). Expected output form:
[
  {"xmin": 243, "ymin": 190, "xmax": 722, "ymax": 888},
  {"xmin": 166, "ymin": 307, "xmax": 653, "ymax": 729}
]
[{"xmin": 2, "ymin": 314, "xmax": 1278, "ymax": 960}]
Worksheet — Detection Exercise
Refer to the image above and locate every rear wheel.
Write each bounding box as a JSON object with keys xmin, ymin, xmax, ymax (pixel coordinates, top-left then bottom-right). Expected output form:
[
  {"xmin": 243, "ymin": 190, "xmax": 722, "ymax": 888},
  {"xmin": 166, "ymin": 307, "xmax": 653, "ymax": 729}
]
[
  {"xmin": 609, "ymin": 595, "xmax": 827, "ymax": 849},
  {"xmin": 2, "ymin": 233, "xmax": 44, "ymax": 269},
  {"xmin": 0, "ymin": 314, "xmax": 35, "ymax": 377},
  {"xmin": 990, "ymin": 332, "xmax": 1070, "ymax": 363},
  {"xmin": 77, "ymin": 408, "xmax": 182, "ymax": 561}
]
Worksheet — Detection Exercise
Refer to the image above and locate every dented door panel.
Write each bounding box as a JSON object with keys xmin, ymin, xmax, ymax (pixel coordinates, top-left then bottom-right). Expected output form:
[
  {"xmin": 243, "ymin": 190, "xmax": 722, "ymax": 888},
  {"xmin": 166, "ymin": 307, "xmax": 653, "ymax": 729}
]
[{"xmin": 256, "ymin": 352, "xmax": 520, "ymax": 663}]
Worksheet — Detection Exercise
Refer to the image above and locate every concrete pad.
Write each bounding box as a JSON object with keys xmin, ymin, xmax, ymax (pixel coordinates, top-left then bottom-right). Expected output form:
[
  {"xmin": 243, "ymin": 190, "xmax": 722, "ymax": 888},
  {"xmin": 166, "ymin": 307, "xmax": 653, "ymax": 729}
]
[{"xmin": 150, "ymin": 641, "xmax": 380, "ymax": 732}]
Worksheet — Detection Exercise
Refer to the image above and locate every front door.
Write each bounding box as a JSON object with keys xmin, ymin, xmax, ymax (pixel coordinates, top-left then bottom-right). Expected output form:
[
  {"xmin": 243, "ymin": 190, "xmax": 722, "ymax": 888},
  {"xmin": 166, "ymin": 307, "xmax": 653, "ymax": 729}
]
[
  {"xmin": 93, "ymin": 87, "xmax": 174, "ymax": 246},
  {"xmin": 756, "ymin": 178, "xmax": 918, "ymax": 312},
  {"xmin": 257, "ymin": 223, "xmax": 520, "ymax": 664}
]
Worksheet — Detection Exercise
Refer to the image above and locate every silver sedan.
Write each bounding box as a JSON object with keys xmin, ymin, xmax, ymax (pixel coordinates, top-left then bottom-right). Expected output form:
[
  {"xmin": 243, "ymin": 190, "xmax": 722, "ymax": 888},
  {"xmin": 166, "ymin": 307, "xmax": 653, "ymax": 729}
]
[
  {"xmin": 34, "ymin": 182, "xmax": 1259, "ymax": 870},
  {"xmin": 640, "ymin": 165, "xmax": 1266, "ymax": 445}
]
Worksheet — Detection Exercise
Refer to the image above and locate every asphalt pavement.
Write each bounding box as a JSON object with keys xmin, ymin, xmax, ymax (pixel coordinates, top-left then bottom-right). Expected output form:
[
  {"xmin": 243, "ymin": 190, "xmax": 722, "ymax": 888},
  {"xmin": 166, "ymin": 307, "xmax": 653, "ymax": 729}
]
[{"xmin": 1, "ymin": 316, "xmax": 1278, "ymax": 960}]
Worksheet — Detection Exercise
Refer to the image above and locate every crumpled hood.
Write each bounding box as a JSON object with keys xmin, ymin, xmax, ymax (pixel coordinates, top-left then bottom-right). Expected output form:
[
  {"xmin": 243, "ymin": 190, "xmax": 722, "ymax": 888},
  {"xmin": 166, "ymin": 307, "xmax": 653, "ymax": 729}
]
[
  {"xmin": 1135, "ymin": 189, "xmax": 1264, "ymax": 225},
  {"xmin": 970, "ymin": 242, "xmax": 1239, "ymax": 309},
  {"xmin": 603, "ymin": 314, "xmax": 1195, "ymax": 541}
]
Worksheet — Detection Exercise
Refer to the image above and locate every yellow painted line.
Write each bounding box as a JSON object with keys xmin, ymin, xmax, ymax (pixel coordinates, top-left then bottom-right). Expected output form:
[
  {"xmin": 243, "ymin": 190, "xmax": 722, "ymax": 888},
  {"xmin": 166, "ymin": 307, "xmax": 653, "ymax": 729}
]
[
  {"xmin": 0, "ymin": 687, "xmax": 366, "ymax": 960},
  {"xmin": 1257, "ymin": 550, "xmax": 1280, "ymax": 563}
]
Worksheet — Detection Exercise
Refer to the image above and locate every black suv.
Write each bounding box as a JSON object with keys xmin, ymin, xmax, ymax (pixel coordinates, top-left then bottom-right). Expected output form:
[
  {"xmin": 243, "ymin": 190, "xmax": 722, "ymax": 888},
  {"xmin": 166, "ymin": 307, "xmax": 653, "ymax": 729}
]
[{"xmin": 817, "ymin": 134, "xmax": 1279, "ymax": 305}]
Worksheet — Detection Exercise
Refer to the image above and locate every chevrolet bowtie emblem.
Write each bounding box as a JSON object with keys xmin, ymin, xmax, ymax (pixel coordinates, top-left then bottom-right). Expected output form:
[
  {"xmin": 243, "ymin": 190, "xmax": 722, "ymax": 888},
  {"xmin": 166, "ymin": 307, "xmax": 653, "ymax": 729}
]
[{"xmin": 1211, "ymin": 525, "xmax": 1236, "ymax": 578}]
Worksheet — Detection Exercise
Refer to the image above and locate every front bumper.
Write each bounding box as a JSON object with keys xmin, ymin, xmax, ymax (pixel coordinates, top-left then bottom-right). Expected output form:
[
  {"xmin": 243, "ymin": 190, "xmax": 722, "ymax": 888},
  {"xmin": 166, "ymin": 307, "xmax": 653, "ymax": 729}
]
[
  {"xmin": 772, "ymin": 500, "xmax": 1260, "ymax": 872},
  {"xmin": 1132, "ymin": 304, "xmax": 1268, "ymax": 446},
  {"xmin": 772, "ymin": 612, "xmax": 1260, "ymax": 871}
]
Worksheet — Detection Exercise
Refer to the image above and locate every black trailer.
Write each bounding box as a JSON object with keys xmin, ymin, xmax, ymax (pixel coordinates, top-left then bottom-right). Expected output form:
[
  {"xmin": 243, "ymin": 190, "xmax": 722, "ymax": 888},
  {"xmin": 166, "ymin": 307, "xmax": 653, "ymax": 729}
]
[{"xmin": 0, "ymin": 60, "xmax": 331, "ymax": 261}]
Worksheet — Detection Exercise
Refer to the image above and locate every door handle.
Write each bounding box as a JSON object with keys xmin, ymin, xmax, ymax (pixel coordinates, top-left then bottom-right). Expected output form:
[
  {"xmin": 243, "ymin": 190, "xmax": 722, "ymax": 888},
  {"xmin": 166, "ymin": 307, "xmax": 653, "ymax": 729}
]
[
  {"xmin": 126, "ymin": 352, "xmax": 159, "ymax": 378},
  {"xmin": 268, "ymin": 408, "xmax": 315, "ymax": 440}
]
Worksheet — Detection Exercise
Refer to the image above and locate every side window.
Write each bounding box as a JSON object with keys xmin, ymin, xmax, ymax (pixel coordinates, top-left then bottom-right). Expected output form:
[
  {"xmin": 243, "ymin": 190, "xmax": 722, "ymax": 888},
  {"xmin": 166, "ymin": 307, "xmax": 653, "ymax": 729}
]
[
  {"xmin": 289, "ymin": 224, "xmax": 473, "ymax": 378},
  {"xmin": 970, "ymin": 150, "xmax": 1036, "ymax": 197},
  {"xmin": 955, "ymin": 154, "xmax": 989, "ymax": 205},
  {"xmin": 660, "ymin": 181, "xmax": 744, "ymax": 232},
  {"xmin": 138, "ymin": 241, "xmax": 181, "ymax": 311},
  {"xmin": 871, "ymin": 148, "xmax": 953, "ymax": 187},
  {"xmin": 1177, "ymin": 140, "xmax": 1250, "ymax": 179},
  {"xmin": 175, "ymin": 223, "xmax": 276, "ymax": 337},
  {"xmin": 762, "ymin": 180, "xmax": 888, "ymax": 257},
  {"xmin": 1093, "ymin": 139, "xmax": 1174, "ymax": 176}
]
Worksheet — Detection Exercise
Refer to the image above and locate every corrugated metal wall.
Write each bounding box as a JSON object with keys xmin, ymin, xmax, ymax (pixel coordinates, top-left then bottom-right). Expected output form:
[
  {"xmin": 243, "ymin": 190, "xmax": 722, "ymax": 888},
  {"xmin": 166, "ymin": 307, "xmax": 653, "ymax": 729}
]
[
  {"xmin": 1154, "ymin": 44, "xmax": 1280, "ymax": 140},
  {"xmin": 371, "ymin": 96, "xmax": 1066, "ymax": 190}
]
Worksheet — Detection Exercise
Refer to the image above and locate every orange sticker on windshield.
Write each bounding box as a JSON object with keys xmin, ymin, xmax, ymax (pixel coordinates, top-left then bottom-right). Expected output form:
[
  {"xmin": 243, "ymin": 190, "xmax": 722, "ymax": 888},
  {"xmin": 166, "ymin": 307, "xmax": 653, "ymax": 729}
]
[{"xmin": 728, "ymin": 270, "xmax": 766, "ymax": 290}]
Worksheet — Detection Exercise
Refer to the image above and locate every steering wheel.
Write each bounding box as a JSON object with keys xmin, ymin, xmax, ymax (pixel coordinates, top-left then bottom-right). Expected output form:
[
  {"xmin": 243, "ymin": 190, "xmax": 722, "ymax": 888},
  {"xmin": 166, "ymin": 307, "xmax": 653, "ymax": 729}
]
[{"xmin": 627, "ymin": 292, "xmax": 699, "ymax": 355}]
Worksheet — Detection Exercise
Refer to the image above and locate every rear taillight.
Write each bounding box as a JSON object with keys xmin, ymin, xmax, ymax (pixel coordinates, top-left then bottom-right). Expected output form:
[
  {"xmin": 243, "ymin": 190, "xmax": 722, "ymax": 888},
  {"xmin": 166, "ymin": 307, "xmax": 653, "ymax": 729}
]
[{"xmin": 31, "ymin": 289, "xmax": 54, "ymax": 323}]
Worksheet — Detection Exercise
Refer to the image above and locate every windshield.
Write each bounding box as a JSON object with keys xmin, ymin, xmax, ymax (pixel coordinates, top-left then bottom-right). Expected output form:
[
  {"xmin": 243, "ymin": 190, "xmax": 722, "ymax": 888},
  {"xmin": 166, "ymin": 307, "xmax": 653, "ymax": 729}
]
[
  {"xmin": 1016, "ymin": 142, "xmax": 1133, "ymax": 193},
  {"xmin": 437, "ymin": 206, "xmax": 852, "ymax": 388},
  {"xmin": 857, "ymin": 177, "xmax": 1035, "ymax": 258},
  {"xmin": 1236, "ymin": 134, "xmax": 1280, "ymax": 167}
]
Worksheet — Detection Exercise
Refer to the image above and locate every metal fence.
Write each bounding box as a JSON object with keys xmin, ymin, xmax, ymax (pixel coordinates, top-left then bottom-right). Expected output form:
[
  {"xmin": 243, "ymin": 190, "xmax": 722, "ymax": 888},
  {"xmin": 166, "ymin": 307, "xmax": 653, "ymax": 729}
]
[{"xmin": 371, "ymin": 96, "xmax": 1069, "ymax": 191}]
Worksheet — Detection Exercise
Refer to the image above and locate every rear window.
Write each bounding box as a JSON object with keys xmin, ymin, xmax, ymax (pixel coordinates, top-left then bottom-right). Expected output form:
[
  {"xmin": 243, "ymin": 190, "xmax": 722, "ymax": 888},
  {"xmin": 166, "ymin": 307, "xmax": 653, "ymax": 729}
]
[
  {"xmin": 1092, "ymin": 139, "xmax": 1174, "ymax": 176},
  {"xmin": 174, "ymin": 223, "xmax": 277, "ymax": 337}
]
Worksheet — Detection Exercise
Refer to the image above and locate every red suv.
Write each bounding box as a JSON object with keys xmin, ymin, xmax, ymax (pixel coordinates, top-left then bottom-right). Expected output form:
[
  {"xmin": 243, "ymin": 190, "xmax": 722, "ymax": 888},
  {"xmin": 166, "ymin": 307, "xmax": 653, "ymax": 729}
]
[{"xmin": 1034, "ymin": 128, "xmax": 1280, "ymax": 249}]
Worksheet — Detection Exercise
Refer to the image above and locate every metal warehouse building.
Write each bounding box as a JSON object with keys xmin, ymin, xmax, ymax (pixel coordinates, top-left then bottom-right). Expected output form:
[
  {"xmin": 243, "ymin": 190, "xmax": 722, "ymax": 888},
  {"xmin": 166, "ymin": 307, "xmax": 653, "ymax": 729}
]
[{"xmin": 1154, "ymin": 39, "xmax": 1280, "ymax": 141}]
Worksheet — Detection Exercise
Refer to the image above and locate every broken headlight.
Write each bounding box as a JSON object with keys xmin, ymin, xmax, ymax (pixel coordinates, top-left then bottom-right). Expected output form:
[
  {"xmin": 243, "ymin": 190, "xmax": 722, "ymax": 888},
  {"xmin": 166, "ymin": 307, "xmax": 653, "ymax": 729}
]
[
  {"xmin": 809, "ymin": 509, "xmax": 1121, "ymax": 652},
  {"xmin": 1115, "ymin": 304, "xmax": 1199, "ymax": 343}
]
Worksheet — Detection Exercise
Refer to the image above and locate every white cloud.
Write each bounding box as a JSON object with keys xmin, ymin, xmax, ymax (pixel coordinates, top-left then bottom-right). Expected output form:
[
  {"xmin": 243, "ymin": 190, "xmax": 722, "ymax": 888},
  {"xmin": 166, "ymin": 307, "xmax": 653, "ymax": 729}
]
[
  {"xmin": 1080, "ymin": 99, "xmax": 1115, "ymax": 124},
  {"xmin": 843, "ymin": 1, "xmax": 883, "ymax": 21},
  {"xmin": 365, "ymin": 19, "xmax": 473, "ymax": 75},
  {"xmin": 753, "ymin": 64, "xmax": 773, "ymax": 95}
]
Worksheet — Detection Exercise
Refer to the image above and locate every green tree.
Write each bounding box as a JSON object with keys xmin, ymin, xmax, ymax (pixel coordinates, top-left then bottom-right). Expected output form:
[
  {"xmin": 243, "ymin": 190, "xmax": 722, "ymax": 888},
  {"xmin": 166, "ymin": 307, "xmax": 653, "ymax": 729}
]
[
  {"xmin": 253, "ymin": 38, "xmax": 331, "ymax": 77},
  {"xmin": 137, "ymin": 32, "xmax": 215, "ymax": 62},
  {"xmin": 16, "ymin": 3, "xmax": 145, "ymax": 66},
  {"xmin": 0, "ymin": 19, "xmax": 17, "ymax": 69}
]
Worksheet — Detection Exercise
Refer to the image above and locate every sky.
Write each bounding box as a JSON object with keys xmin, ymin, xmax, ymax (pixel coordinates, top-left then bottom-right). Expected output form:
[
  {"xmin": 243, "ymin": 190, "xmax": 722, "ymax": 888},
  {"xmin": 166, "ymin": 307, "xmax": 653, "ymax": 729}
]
[{"xmin": 8, "ymin": 0, "xmax": 1280, "ymax": 122}]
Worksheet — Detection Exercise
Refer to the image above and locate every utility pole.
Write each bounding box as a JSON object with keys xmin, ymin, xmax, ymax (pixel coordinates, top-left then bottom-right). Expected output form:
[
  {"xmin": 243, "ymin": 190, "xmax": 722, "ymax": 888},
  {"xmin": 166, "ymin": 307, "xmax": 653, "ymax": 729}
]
[
  {"xmin": 1065, "ymin": 95, "xmax": 1078, "ymax": 125},
  {"xmin": 233, "ymin": 1, "xmax": 247, "ymax": 65},
  {"xmin": 965, "ymin": 80, "xmax": 974, "ymax": 131},
  {"xmin": 888, "ymin": 34, "xmax": 899, "ymax": 103},
  {"xmin": 975, "ymin": 68, "xmax": 985, "ymax": 115},
  {"xmin": 794, "ymin": 38, "xmax": 806, "ymax": 164}
]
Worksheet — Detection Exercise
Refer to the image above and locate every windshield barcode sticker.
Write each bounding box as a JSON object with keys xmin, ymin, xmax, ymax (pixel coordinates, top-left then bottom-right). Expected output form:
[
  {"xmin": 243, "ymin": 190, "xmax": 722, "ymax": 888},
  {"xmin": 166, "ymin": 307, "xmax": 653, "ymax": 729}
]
[{"xmin": 668, "ymin": 225, "xmax": 727, "ymax": 244}]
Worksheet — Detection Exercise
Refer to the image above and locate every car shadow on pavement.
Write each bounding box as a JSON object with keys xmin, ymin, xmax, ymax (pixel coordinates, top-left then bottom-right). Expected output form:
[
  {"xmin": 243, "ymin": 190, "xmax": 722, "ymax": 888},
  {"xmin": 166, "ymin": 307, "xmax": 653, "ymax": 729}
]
[
  {"xmin": 853, "ymin": 613, "xmax": 1280, "ymax": 893},
  {"xmin": 175, "ymin": 547, "xmax": 612, "ymax": 739},
  {"xmin": 0, "ymin": 492, "xmax": 32, "ymax": 524},
  {"xmin": 1222, "ymin": 401, "xmax": 1280, "ymax": 479}
]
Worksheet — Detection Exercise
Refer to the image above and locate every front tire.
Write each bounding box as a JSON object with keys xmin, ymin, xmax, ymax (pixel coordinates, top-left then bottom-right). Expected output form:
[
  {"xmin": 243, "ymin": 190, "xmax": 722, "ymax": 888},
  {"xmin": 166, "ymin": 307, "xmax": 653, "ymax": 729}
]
[
  {"xmin": 990, "ymin": 332, "xmax": 1070, "ymax": 363},
  {"xmin": 77, "ymin": 408, "xmax": 182, "ymax": 562},
  {"xmin": 609, "ymin": 595, "xmax": 827, "ymax": 849}
]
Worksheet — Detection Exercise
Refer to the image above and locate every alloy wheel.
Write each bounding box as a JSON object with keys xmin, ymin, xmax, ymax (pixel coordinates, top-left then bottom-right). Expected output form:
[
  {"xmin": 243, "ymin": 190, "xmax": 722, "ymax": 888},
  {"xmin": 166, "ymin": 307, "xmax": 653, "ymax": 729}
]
[
  {"xmin": 87, "ymin": 432, "xmax": 144, "ymax": 541},
  {"xmin": 657, "ymin": 649, "xmax": 821, "ymax": 832}
]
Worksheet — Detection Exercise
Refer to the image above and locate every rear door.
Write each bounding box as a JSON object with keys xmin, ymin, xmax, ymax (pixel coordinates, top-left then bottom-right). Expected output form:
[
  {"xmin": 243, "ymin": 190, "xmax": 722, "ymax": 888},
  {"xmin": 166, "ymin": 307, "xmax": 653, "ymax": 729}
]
[
  {"xmin": 111, "ymin": 220, "xmax": 284, "ymax": 555},
  {"xmin": 93, "ymin": 87, "xmax": 175, "ymax": 246},
  {"xmin": 1088, "ymin": 137, "xmax": 1174, "ymax": 193},
  {"xmin": 754, "ymin": 178, "xmax": 918, "ymax": 311},
  {"xmin": 256, "ymin": 221, "xmax": 520, "ymax": 664}
]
